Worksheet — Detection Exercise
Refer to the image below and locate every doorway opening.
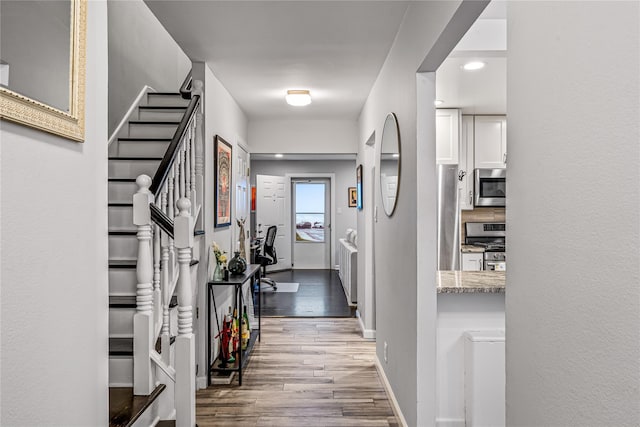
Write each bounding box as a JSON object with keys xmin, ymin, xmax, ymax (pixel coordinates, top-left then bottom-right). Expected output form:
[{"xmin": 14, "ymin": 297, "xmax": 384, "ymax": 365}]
[{"xmin": 292, "ymin": 178, "xmax": 330, "ymax": 269}]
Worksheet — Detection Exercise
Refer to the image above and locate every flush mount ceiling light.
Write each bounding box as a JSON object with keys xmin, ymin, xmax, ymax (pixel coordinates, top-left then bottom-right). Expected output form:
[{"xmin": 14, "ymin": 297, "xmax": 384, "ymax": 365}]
[
  {"xmin": 462, "ymin": 61, "xmax": 486, "ymax": 71},
  {"xmin": 274, "ymin": 153, "xmax": 284, "ymax": 158},
  {"xmin": 285, "ymin": 89, "xmax": 312, "ymax": 106},
  {"xmin": 434, "ymin": 100, "xmax": 444, "ymax": 106}
]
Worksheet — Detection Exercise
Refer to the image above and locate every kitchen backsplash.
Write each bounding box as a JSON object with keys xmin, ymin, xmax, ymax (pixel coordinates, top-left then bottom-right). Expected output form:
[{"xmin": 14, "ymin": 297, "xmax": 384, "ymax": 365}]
[{"xmin": 461, "ymin": 208, "xmax": 506, "ymax": 242}]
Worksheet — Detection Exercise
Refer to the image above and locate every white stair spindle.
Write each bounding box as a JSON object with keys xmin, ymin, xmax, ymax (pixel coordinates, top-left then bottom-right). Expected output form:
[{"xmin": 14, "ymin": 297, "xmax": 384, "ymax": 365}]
[
  {"xmin": 161, "ymin": 226, "xmax": 171, "ymax": 365},
  {"xmin": 153, "ymin": 225, "xmax": 162, "ymax": 335},
  {"xmin": 185, "ymin": 126, "xmax": 192, "ymax": 201},
  {"xmin": 180, "ymin": 144, "xmax": 186, "ymax": 201},
  {"xmin": 190, "ymin": 120, "xmax": 196, "ymax": 205},
  {"xmin": 168, "ymin": 166, "xmax": 177, "ymax": 270},
  {"xmin": 175, "ymin": 198, "xmax": 194, "ymax": 335},
  {"xmin": 174, "ymin": 197, "xmax": 195, "ymax": 427},
  {"xmin": 133, "ymin": 174, "xmax": 154, "ymax": 395}
]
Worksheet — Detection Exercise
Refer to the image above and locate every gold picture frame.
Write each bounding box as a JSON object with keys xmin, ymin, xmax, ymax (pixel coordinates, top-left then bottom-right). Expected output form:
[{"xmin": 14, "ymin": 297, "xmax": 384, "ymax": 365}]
[
  {"xmin": 0, "ymin": 0, "xmax": 87, "ymax": 142},
  {"xmin": 348, "ymin": 187, "xmax": 357, "ymax": 208}
]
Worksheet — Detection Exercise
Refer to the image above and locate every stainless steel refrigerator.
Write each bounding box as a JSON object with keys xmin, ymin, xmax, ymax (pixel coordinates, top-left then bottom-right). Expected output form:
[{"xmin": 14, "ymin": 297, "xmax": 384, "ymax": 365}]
[{"xmin": 437, "ymin": 164, "xmax": 460, "ymax": 270}]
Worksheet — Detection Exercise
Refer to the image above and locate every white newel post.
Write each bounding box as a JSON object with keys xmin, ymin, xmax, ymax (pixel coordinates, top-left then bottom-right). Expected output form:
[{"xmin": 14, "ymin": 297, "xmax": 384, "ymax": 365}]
[
  {"xmin": 174, "ymin": 198, "xmax": 195, "ymax": 427},
  {"xmin": 133, "ymin": 175, "xmax": 154, "ymax": 395},
  {"xmin": 192, "ymin": 80, "xmax": 204, "ymax": 228}
]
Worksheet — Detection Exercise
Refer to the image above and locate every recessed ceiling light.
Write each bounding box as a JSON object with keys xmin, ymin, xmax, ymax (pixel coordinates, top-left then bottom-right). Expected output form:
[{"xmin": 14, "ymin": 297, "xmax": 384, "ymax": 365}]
[
  {"xmin": 462, "ymin": 61, "xmax": 486, "ymax": 71},
  {"xmin": 274, "ymin": 153, "xmax": 284, "ymax": 158},
  {"xmin": 285, "ymin": 89, "xmax": 312, "ymax": 106},
  {"xmin": 434, "ymin": 100, "xmax": 444, "ymax": 106}
]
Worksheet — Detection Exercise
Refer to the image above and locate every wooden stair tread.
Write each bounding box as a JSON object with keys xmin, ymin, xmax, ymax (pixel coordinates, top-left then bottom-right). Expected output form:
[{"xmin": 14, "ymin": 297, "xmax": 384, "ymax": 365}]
[
  {"xmin": 139, "ymin": 106, "xmax": 187, "ymax": 110},
  {"xmin": 109, "ymin": 384, "xmax": 166, "ymax": 427},
  {"xmin": 108, "ymin": 337, "xmax": 133, "ymax": 356},
  {"xmin": 109, "ymin": 336, "xmax": 176, "ymax": 356},
  {"xmin": 109, "ymin": 157, "xmax": 163, "ymax": 161},
  {"xmin": 117, "ymin": 137, "xmax": 172, "ymax": 142},
  {"xmin": 156, "ymin": 420, "xmax": 175, "ymax": 427},
  {"xmin": 109, "ymin": 229, "xmax": 205, "ymax": 237},
  {"xmin": 109, "ymin": 259, "xmax": 199, "ymax": 268},
  {"xmin": 148, "ymin": 92, "xmax": 182, "ymax": 96},
  {"xmin": 128, "ymin": 120, "xmax": 181, "ymax": 125},
  {"xmin": 109, "ymin": 295, "xmax": 177, "ymax": 308},
  {"xmin": 108, "ymin": 178, "xmax": 137, "ymax": 183},
  {"xmin": 108, "ymin": 231, "xmax": 137, "ymax": 236}
]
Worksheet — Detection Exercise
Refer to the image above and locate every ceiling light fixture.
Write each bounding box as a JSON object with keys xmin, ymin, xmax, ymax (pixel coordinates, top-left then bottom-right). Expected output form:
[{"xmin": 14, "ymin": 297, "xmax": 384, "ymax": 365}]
[
  {"xmin": 274, "ymin": 153, "xmax": 284, "ymax": 158},
  {"xmin": 285, "ymin": 89, "xmax": 312, "ymax": 106},
  {"xmin": 462, "ymin": 61, "xmax": 486, "ymax": 71},
  {"xmin": 434, "ymin": 100, "xmax": 444, "ymax": 106}
]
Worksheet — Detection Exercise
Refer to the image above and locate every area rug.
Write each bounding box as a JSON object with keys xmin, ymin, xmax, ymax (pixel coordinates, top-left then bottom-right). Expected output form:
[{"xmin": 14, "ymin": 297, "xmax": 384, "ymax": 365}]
[{"xmin": 260, "ymin": 282, "xmax": 299, "ymax": 293}]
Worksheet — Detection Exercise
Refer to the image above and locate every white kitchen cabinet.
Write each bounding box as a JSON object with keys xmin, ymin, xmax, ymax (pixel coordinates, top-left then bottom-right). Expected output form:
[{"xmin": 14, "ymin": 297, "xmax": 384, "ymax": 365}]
[
  {"xmin": 436, "ymin": 109, "xmax": 461, "ymax": 164},
  {"xmin": 462, "ymin": 252, "xmax": 484, "ymax": 271},
  {"xmin": 458, "ymin": 115, "xmax": 475, "ymax": 210},
  {"xmin": 474, "ymin": 115, "xmax": 507, "ymax": 169}
]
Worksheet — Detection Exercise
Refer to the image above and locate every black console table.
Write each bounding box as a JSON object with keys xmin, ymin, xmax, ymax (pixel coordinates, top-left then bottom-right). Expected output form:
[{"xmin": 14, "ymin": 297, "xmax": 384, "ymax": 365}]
[{"xmin": 207, "ymin": 263, "xmax": 261, "ymax": 386}]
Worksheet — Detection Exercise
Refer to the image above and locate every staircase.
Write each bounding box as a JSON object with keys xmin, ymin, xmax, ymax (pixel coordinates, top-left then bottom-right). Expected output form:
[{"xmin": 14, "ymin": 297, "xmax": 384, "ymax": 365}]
[{"xmin": 108, "ymin": 77, "xmax": 203, "ymax": 427}]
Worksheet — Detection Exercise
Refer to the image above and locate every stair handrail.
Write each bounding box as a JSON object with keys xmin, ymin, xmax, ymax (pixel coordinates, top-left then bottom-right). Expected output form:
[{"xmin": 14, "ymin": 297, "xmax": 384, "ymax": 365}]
[
  {"xmin": 133, "ymin": 76, "xmax": 203, "ymax": 427},
  {"xmin": 149, "ymin": 94, "xmax": 201, "ymax": 196},
  {"xmin": 179, "ymin": 71, "xmax": 193, "ymax": 100}
]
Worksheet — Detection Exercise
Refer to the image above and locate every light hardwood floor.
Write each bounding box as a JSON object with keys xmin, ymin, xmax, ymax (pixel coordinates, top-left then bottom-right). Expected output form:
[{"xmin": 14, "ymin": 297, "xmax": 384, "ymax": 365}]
[{"xmin": 197, "ymin": 318, "xmax": 400, "ymax": 427}]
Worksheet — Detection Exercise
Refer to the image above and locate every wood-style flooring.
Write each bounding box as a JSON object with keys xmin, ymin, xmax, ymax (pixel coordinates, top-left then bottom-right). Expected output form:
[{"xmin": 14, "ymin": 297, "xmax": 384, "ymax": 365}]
[
  {"xmin": 260, "ymin": 269, "xmax": 356, "ymax": 317},
  {"xmin": 197, "ymin": 318, "xmax": 399, "ymax": 426}
]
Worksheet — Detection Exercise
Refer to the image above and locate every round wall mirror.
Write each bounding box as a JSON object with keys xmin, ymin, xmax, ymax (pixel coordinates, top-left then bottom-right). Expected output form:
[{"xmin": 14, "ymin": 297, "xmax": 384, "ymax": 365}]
[{"xmin": 379, "ymin": 112, "xmax": 401, "ymax": 216}]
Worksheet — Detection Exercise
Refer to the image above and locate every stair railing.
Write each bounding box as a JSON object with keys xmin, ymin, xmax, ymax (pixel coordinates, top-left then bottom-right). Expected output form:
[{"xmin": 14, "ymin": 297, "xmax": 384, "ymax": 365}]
[{"xmin": 133, "ymin": 79, "xmax": 203, "ymax": 427}]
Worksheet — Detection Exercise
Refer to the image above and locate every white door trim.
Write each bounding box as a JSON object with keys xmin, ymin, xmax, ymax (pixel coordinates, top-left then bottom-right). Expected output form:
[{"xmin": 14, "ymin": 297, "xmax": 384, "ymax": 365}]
[{"xmin": 286, "ymin": 173, "xmax": 336, "ymax": 270}]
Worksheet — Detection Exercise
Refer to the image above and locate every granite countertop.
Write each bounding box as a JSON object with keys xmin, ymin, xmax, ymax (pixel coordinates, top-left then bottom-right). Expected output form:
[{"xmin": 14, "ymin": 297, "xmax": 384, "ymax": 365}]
[
  {"xmin": 437, "ymin": 270, "xmax": 505, "ymax": 294},
  {"xmin": 461, "ymin": 244, "xmax": 485, "ymax": 253}
]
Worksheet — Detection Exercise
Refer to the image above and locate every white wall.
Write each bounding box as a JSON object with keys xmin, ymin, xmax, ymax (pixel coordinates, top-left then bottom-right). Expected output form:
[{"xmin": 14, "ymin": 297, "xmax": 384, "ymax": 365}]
[
  {"xmin": 356, "ymin": 136, "xmax": 376, "ymax": 337},
  {"xmin": 108, "ymin": 0, "xmax": 192, "ymax": 134},
  {"xmin": 358, "ymin": 2, "xmax": 487, "ymax": 424},
  {"xmin": 248, "ymin": 119, "xmax": 358, "ymax": 154},
  {"xmin": 0, "ymin": 1, "xmax": 109, "ymax": 424},
  {"xmin": 506, "ymin": 2, "xmax": 640, "ymax": 425},
  {"xmin": 250, "ymin": 159, "xmax": 357, "ymax": 268},
  {"xmin": 192, "ymin": 62, "xmax": 249, "ymax": 389}
]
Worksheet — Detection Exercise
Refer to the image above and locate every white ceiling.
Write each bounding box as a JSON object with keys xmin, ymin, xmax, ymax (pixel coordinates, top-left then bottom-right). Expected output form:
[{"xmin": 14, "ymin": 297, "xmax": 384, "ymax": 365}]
[
  {"xmin": 144, "ymin": 1, "xmax": 410, "ymax": 121},
  {"xmin": 435, "ymin": 1, "xmax": 507, "ymax": 114}
]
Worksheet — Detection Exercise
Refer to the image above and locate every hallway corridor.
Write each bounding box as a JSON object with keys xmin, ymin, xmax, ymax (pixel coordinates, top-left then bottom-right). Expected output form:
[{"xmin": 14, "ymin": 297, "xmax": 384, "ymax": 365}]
[{"xmin": 196, "ymin": 318, "xmax": 398, "ymax": 426}]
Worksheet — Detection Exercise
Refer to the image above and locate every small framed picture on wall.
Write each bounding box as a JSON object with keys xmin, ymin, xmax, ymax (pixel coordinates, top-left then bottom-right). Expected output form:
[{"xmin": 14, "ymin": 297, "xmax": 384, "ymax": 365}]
[
  {"xmin": 348, "ymin": 187, "xmax": 357, "ymax": 208},
  {"xmin": 356, "ymin": 164, "xmax": 363, "ymax": 210},
  {"xmin": 215, "ymin": 135, "xmax": 232, "ymax": 227}
]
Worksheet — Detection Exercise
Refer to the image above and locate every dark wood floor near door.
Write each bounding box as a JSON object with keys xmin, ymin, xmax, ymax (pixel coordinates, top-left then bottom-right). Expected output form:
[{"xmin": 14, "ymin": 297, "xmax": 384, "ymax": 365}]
[
  {"xmin": 260, "ymin": 269, "xmax": 355, "ymax": 317},
  {"xmin": 196, "ymin": 318, "xmax": 399, "ymax": 426}
]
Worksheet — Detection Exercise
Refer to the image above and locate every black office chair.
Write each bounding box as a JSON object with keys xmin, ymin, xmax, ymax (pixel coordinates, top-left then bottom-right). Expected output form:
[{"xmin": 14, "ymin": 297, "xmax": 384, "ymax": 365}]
[{"xmin": 255, "ymin": 225, "xmax": 278, "ymax": 291}]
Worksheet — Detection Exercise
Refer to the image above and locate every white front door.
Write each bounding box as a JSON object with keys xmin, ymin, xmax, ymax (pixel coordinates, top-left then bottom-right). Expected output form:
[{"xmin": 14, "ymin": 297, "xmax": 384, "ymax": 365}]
[
  {"xmin": 292, "ymin": 179, "xmax": 331, "ymax": 269},
  {"xmin": 256, "ymin": 174, "xmax": 292, "ymax": 270}
]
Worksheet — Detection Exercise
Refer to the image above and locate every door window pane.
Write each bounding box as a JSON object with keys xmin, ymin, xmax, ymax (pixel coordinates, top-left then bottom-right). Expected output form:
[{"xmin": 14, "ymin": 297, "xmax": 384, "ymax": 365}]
[{"xmin": 295, "ymin": 183, "xmax": 325, "ymax": 242}]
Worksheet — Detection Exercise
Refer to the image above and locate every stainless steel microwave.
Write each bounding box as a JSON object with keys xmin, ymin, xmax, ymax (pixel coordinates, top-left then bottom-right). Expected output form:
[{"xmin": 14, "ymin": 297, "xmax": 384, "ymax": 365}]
[{"xmin": 474, "ymin": 168, "xmax": 506, "ymax": 207}]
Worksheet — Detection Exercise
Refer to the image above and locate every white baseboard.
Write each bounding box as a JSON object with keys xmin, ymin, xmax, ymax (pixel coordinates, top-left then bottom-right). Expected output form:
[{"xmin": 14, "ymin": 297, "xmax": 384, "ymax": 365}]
[
  {"xmin": 196, "ymin": 376, "xmax": 208, "ymax": 390},
  {"xmin": 356, "ymin": 310, "xmax": 376, "ymax": 340},
  {"xmin": 436, "ymin": 418, "xmax": 465, "ymax": 427},
  {"xmin": 375, "ymin": 356, "xmax": 408, "ymax": 427}
]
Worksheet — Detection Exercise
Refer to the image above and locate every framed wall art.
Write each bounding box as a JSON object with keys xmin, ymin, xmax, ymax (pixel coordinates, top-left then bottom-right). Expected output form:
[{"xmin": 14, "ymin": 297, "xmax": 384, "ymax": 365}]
[
  {"xmin": 215, "ymin": 135, "xmax": 232, "ymax": 227},
  {"xmin": 348, "ymin": 187, "xmax": 357, "ymax": 208}
]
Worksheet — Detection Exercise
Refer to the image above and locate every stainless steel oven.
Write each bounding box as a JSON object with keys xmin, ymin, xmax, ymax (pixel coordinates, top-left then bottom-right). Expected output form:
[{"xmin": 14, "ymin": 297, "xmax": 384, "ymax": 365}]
[
  {"xmin": 475, "ymin": 168, "xmax": 506, "ymax": 207},
  {"xmin": 465, "ymin": 222, "xmax": 506, "ymax": 271}
]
